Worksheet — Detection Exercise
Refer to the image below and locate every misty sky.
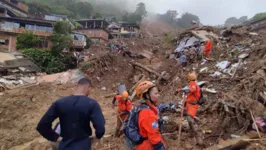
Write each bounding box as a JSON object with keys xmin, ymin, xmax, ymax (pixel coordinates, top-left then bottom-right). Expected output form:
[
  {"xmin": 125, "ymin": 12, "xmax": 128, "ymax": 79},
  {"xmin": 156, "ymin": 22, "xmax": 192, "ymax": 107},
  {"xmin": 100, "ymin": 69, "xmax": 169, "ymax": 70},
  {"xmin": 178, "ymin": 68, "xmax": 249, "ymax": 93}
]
[{"xmin": 129, "ymin": 0, "xmax": 266, "ymax": 25}]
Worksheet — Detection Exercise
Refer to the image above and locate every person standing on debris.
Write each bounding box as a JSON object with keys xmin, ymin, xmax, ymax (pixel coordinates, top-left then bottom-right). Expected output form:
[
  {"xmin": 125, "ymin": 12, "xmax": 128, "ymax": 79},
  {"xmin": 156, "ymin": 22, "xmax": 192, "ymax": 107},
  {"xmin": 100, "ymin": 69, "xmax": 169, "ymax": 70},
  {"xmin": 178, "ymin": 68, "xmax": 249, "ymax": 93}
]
[
  {"xmin": 203, "ymin": 40, "xmax": 213, "ymax": 59},
  {"xmin": 176, "ymin": 73, "xmax": 203, "ymax": 145},
  {"xmin": 112, "ymin": 91, "xmax": 132, "ymax": 137},
  {"xmin": 135, "ymin": 81, "xmax": 167, "ymax": 150},
  {"xmin": 36, "ymin": 78, "xmax": 105, "ymax": 150},
  {"xmin": 180, "ymin": 52, "xmax": 187, "ymax": 67}
]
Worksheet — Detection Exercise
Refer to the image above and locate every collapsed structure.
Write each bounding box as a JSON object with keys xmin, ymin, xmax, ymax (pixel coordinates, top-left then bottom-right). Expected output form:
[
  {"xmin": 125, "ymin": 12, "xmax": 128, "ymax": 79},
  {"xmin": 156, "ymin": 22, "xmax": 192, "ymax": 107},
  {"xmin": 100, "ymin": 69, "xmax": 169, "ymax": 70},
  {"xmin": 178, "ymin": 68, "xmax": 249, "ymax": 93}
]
[{"xmin": 0, "ymin": 12, "xmax": 266, "ymax": 150}]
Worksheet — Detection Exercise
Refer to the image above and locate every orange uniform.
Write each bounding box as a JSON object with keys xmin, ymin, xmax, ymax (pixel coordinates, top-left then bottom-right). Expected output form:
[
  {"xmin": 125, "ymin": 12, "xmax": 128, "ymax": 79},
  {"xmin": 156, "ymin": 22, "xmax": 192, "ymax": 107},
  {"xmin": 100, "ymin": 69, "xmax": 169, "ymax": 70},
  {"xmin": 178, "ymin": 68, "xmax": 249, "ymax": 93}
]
[
  {"xmin": 136, "ymin": 102, "xmax": 166, "ymax": 150},
  {"xmin": 186, "ymin": 81, "xmax": 201, "ymax": 118},
  {"xmin": 113, "ymin": 95, "xmax": 132, "ymax": 120},
  {"xmin": 203, "ymin": 40, "xmax": 212, "ymax": 59}
]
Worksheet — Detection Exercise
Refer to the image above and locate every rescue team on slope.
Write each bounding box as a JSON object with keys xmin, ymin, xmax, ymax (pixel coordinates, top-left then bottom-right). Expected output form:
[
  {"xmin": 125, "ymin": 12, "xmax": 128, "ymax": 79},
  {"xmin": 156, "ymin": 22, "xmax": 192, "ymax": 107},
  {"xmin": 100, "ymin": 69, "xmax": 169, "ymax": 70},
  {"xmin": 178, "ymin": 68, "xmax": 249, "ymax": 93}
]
[{"xmin": 37, "ymin": 72, "xmax": 203, "ymax": 150}]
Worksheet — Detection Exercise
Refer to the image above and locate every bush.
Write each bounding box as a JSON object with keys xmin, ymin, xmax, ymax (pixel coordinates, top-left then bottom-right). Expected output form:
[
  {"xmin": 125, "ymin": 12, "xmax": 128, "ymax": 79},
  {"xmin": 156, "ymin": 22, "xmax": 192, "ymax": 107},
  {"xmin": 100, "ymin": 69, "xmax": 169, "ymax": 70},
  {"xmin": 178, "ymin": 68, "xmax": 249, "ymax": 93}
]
[
  {"xmin": 22, "ymin": 48, "xmax": 75, "ymax": 74},
  {"xmin": 16, "ymin": 32, "xmax": 40, "ymax": 50}
]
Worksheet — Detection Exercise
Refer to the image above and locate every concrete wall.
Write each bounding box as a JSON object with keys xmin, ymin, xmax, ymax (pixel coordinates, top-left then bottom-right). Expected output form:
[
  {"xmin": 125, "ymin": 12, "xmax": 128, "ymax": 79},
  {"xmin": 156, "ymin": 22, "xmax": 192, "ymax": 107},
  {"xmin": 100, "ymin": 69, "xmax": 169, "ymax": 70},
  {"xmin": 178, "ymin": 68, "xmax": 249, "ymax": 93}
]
[
  {"xmin": 75, "ymin": 29, "xmax": 109, "ymax": 41},
  {"xmin": 0, "ymin": 32, "xmax": 52, "ymax": 51},
  {"xmin": 0, "ymin": 33, "xmax": 16, "ymax": 51}
]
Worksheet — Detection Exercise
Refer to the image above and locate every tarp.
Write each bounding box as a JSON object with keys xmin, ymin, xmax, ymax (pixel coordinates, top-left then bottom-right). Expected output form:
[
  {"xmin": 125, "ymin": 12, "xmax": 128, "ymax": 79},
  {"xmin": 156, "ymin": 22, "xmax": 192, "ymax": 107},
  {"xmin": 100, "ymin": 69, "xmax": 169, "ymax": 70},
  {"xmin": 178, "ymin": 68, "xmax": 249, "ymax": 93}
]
[{"xmin": 175, "ymin": 36, "xmax": 200, "ymax": 52}]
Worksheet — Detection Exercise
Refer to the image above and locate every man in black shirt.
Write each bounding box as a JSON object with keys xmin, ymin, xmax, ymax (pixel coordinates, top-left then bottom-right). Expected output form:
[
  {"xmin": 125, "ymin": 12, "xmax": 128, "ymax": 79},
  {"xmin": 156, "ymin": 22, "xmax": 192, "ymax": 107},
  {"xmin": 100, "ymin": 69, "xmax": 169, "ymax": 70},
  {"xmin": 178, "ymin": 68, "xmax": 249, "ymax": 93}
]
[{"xmin": 37, "ymin": 78, "xmax": 105, "ymax": 150}]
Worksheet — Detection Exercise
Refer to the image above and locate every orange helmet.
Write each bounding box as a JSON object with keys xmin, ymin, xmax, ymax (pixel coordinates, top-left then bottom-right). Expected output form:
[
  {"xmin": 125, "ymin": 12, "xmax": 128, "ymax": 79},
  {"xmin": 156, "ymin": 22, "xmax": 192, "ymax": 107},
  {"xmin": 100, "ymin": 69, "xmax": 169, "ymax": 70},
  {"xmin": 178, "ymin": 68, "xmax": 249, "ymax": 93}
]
[
  {"xmin": 122, "ymin": 91, "xmax": 129, "ymax": 100},
  {"xmin": 188, "ymin": 73, "xmax": 197, "ymax": 81},
  {"xmin": 136, "ymin": 81, "xmax": 156, "ymax": 99}
]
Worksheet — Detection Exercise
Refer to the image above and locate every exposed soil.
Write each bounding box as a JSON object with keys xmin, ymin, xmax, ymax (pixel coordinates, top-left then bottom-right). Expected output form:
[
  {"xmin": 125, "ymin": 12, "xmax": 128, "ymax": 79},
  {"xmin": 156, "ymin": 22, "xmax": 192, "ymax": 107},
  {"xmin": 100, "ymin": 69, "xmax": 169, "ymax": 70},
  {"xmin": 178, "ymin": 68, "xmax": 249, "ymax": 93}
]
[{"xmin": 1, "ymin": 25, "xmax": 266, "ymax": 150}]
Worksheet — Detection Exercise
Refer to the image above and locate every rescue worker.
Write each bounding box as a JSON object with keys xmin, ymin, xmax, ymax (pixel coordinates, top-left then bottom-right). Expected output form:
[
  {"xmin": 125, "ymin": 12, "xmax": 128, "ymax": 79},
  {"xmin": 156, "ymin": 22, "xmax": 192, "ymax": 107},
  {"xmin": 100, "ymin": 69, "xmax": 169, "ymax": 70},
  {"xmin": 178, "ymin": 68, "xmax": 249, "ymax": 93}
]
[
  {"xmin": 176, "ymin": 73, "xmax": 203, "ymax": 145},
  {"xmin": 135, "ymin": 81, "xmax": 166, "ymax": 150},
  {"xmin": 203, "ymin": 40, "xmax": 212, "ymax": 59},
  {"xmin": 112, "ymin": 91, "xmax": 132, "ymax": 137},
  {"xmin": 37, "ymin": 78, "xmax": 105, "ymax": 150}
]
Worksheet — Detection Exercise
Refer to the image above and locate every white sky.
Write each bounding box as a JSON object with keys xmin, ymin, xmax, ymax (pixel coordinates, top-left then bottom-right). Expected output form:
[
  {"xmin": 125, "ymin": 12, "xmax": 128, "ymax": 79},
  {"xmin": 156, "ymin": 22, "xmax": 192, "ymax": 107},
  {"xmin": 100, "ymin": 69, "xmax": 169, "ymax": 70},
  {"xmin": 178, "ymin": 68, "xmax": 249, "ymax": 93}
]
[{"xmin": 128, "ymin": 0, "xmax": 266, "ymax": 25}]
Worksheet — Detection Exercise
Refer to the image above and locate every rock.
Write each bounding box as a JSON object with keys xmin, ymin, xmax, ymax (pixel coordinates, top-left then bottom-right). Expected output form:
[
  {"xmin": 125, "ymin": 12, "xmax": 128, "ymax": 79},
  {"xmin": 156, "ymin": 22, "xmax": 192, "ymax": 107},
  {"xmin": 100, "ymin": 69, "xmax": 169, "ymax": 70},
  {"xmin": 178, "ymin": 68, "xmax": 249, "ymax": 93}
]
[
  {"xmin": 96, "ymin": 77, "xmax": 101, "ymax": 82},
  {"xmin": 101, "ymin": 87, "xmax": 107, "ymax": 91},
  {"xmin": 238, "ymin": 53, "xmax": 249, "ymax": 59}
]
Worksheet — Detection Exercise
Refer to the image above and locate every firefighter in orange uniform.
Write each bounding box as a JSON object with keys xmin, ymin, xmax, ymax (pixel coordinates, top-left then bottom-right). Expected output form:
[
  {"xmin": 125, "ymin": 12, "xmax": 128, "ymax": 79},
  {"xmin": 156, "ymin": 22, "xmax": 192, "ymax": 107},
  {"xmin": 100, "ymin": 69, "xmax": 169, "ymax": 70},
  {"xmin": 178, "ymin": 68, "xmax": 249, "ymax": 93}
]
[
  {"xmin": 177, "ymin": 73, "xmax": 203, "ymax": 145},
  {"xmin": 203, "ymin": 40, "xmax": 212, "ymax": 59},
  {"xmin": 112, "ymin": 91, "xmax": 132, "ymax": 137},
  {"xmin": 135, "ymin": 81, "xmax": 167, "ymax": 150}
]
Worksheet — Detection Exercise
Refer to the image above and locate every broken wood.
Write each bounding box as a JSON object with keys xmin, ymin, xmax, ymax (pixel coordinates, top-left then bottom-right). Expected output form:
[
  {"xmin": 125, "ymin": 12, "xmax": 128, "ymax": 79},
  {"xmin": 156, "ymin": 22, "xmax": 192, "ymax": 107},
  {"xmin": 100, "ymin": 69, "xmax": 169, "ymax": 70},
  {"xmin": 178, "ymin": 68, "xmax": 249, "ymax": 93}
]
[
  {"xmin": 103, "ymin": 93, "xmax": 117, "ymax": 98},
  {"xmin": 129, "ymin": 74, "xmax": 145, "ymax": 94},
  {"xmin": 242, "ymin": 138, "xmax": 266, "ymax": 141},
  {"xmin": 231, "ymin": 59, "xmax": 243, "ymax": 79},
  {"xmin": 132, "ymin": 62, "xmax": 168, "ymax": 80},
  {"xmin": 250, "ymin": 110, "xmax": 261, "ymax": 138},
  {"xmin": 177, "ymin": 94, "xmax": 186, "ymax": 147}
]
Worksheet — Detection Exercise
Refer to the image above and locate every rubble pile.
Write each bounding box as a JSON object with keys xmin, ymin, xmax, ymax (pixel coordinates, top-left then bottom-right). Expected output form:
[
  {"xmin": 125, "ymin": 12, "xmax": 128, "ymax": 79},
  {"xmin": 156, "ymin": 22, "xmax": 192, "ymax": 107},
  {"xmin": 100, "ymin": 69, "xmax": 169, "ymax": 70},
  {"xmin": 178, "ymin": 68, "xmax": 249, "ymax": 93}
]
[{"xmin": 1, "ymin": 25, "xmax": 266, "ymax": 150}]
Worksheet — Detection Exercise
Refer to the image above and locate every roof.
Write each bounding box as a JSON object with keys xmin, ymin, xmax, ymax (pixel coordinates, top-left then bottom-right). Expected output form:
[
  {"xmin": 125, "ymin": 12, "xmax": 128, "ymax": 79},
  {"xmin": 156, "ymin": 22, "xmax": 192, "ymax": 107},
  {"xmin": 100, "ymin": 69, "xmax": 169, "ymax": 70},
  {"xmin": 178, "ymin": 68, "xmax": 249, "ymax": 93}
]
[
  {"xmin": 0, "ymin": 16, "xmax": 53, "ymax": 26},
  {"xmin": 121, "ymin": 23, "xmax": 139, "ymax": 28},
  {"xmin": 108, "ymin": 24, "xmax": 121, "ymax": 29},
  {"xmin": 72, "ymin": 31, "xmax": 87, "ymax": 37},
  {"xmin": 0, "ymin": 0, "xmax": 28, "ymax": 14},
  {"xmin": 77, "ymin": 19, "xmax": 108, "ymax": 23}
]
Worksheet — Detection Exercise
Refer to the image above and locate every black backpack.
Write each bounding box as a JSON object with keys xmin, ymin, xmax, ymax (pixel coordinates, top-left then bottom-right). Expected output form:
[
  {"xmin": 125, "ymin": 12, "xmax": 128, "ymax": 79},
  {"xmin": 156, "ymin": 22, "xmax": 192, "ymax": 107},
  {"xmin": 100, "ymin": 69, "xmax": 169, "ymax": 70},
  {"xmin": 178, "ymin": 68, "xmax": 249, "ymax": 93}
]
[
  {"xmin": 197, "ymin": 88, "xmax": 205, "ymax": 105},
  {"xmin": 123, "ymin": 105, "xmax": 149, "ymax": 147}
]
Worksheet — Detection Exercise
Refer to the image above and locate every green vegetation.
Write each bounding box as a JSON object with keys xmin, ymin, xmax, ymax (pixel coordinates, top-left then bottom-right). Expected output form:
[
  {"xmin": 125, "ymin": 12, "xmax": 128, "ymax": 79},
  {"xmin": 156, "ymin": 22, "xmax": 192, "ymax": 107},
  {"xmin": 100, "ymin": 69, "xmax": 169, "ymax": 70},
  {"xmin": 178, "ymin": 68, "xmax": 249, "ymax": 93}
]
[
  {"xmin": 17, "ymin": 22, "xmax": 76, "ymax": 74},
  {"xmin": 158, "ymin": 11, "xmax": 200, "ymax": 28},
  {"xmin": 122, "ymin": 3, "xmax": 147, "ymax": 24},
  {"xmin": 23, "ymin": 0, "xmax": 146, "ymax": 24},
  {"xmin": 16, "ymin": 32, "xmax": 40, "ymax": 50},
  {"xmin": 251, "ymin": 12, "xmax": 266, "ymax": 21},
  {"xmin": 224, "ymin": 16, "xmax": 248, "ymax": 26},
  {"xmin": 23, "ymin": 0, "xmax": 93, "ymax": 19},
  {"xmin": 51, "ymin": 21, "xmax": 73, "ymax": 55},
  {"xmin": 22, "ymin": 48, "xmax": 75, "ymax": 74}
]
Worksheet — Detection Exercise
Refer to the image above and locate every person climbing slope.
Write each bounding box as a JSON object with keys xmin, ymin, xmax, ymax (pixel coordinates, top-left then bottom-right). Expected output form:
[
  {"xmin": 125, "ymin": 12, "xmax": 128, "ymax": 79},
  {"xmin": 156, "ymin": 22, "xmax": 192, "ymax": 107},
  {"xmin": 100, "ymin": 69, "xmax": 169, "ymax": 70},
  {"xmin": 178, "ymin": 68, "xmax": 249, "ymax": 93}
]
[
  {"xmin": 176, "ymin": 73, "xmax": 203, "ymax": 145},
  {"xmin": 112, "ymin": 91, "xmax": 132, "ymax": 137}
]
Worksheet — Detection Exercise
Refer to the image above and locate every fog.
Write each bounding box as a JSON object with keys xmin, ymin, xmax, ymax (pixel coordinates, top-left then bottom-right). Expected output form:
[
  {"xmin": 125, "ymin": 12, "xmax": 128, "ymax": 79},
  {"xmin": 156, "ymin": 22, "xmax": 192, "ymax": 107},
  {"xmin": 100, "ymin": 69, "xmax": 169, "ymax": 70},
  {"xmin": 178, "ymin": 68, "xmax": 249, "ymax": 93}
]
[{"xmin": 88, "ymin": 0, "xmax": 266, "ymax": 25}]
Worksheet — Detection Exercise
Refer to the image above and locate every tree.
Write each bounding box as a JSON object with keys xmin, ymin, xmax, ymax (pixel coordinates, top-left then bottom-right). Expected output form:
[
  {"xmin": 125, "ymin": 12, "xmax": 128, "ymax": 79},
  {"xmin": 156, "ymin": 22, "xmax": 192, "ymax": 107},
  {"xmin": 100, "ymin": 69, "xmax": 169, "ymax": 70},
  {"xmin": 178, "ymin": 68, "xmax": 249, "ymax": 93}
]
[
  {"xmin": 51, "ymin": 21, "xmax": 73, "ymax": 54},
  {"xmin": 75, "ymin": 2, "xmax": 93, "ymax": 18},
  {"xmin": 92, "ymin": 13, "xmax": 103, "ymax": 19},
  {"xmin": 135, "ymin": 2, "xmax": 147, "ymax": 18},
  {"xmin": 251, "ymin": 12, "xmax": 266, "ymax": 21},
  {"xmin": 239, "ymin": 16, "xmax": 248, "ymax": 22},
  {"xmin": 158, "ymin": 10, "xmax": 178, "ymax": 25},
  {"xmin": 16, "ymin": 32, "xmax": 40, "ymax": 50},
  {"xmin": 224, "ymin": 16, "xmax": 248, "ymax": 27},
  {"xmin": 176, "ymin": 12, "xmax": 200, "ymax": 28},
  {"xmin": 122, "ymin": 3, "xmax": 147, "ymax": 24},
  {"xmin": 53, "ymin": 21, "xmax": 72, "ymax": 34}
]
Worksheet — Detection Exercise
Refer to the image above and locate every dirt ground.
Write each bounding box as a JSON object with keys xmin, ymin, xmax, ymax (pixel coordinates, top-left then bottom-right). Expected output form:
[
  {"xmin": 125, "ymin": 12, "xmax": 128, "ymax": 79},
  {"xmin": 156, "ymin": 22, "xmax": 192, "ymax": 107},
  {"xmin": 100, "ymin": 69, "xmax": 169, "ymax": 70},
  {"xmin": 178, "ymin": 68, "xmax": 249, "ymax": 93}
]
[{"xmin": 1, "ymin": 25, "xmax": 266, "ymax": 150}]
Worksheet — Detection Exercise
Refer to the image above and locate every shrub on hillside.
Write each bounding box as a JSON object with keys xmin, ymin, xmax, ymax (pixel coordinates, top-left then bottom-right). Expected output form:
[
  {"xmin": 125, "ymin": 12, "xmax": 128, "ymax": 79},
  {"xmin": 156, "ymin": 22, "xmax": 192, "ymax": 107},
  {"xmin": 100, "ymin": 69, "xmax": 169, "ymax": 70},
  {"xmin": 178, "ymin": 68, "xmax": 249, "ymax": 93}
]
[{"xmin": 22, "ymin": 48, "xmax": 75, "ymax": 74}]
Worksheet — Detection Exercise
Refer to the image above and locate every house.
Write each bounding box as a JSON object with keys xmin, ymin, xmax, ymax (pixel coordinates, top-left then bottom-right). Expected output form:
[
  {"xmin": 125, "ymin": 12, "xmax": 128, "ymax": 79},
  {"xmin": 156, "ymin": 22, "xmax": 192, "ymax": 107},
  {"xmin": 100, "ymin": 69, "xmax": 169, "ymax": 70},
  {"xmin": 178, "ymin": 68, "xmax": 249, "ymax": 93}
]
[
  {"xmin": 108, "ymin": 22, "xmax": 141, "ymax": 38},
  {"xmin": 0, "ymin": 0, "xmax": 28, "ymax": 17},
  {"xmin": 108, "ymin": 23, "xmax": 121, "ymax": 38},
  {"xmin": 75, "ymin": 19, "xmax": 110, "ymax": 42},
  {"xmin": 248, "ymin": 17, "xmax": 266, "ymax": 34},
  {"xmin": 71, "ymin": 32, "xmax": 87, "ymax": 49},
  {"xmin": 120, "ymin": 23, "xmax": 140, "ymax": 38},
  {"xmin": 0, "ymin": 16, "xmax": 53, "ymax": 51}
]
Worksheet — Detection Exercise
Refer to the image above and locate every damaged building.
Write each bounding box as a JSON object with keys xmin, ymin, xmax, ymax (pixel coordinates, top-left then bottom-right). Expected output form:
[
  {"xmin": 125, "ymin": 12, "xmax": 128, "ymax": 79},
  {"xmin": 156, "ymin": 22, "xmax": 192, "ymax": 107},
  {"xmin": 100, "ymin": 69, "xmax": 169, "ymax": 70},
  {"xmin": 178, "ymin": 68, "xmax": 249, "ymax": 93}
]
[
  {"xmin": 76, "ymin": 19, "xmax": 110, "ymax": 43},
  {"xmin": 108, "ymin": 22, "xmax": 140, "ymax": 38}
]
